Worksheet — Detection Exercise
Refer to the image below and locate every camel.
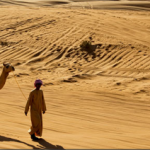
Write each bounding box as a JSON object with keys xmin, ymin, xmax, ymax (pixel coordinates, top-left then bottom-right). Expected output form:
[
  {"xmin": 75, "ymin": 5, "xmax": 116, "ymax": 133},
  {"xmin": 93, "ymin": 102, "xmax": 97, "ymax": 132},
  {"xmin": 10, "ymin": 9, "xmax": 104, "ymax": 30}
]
[{"xmin": 0, "ymin": 63, "xmax": 15, "ymax": 90}]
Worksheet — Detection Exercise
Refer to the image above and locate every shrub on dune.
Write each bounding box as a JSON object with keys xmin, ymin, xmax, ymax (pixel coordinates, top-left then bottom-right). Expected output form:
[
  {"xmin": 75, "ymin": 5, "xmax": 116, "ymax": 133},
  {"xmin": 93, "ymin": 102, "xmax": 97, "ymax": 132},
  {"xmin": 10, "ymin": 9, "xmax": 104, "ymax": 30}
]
[{"xmin": 80, "ymin": 40, "xmax": 92, "ymax": 53}]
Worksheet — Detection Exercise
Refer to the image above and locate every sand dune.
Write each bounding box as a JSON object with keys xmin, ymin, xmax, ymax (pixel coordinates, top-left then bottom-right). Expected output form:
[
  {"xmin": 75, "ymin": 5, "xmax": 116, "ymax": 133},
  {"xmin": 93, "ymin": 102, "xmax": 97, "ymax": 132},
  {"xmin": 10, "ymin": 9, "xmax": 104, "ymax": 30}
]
[
  {"xmin": 1, "ymin": 0, "xmax": 150, "ymax": 10},
  {"xmin": 0, "ymin": 1, "xmax": 150, "ymax": 149}
]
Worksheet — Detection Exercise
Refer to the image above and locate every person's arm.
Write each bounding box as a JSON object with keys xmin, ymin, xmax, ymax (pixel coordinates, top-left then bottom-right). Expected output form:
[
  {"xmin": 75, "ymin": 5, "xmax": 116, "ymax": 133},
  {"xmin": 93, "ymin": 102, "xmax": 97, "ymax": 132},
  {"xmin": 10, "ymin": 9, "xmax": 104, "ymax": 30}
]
[
  {"xmin": 25, "ymin": 92, "xmax": 33, "ymax": 116},
  {"xmin": 42, "ymin": 91, "xmax": 46, "ymax": 114}
]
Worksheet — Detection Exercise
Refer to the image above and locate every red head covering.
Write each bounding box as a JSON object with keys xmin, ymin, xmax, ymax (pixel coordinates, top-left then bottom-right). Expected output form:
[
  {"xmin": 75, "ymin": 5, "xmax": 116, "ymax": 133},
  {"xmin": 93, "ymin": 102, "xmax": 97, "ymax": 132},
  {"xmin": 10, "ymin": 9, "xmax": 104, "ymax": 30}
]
[{"xmin": 34, "ymin": 79, "xmax": 43, "ymax": 87}]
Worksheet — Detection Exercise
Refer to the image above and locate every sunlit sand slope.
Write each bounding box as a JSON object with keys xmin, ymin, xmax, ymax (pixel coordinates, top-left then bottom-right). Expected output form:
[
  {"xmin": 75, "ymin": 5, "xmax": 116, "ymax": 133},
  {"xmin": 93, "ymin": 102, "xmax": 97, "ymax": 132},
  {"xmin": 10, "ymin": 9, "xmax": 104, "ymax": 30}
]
[{"xmin": 0, "ymin": 5, "xmax": 150, "ymax": 149}]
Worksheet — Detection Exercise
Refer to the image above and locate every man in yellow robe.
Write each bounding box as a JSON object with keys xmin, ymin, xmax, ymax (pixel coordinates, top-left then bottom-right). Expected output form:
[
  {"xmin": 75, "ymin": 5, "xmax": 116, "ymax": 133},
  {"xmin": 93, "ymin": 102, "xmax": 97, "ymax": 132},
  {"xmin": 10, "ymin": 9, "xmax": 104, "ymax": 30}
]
[{"xmin": 25, "ymin": 79, "xmax": 46, "ymax": 140}]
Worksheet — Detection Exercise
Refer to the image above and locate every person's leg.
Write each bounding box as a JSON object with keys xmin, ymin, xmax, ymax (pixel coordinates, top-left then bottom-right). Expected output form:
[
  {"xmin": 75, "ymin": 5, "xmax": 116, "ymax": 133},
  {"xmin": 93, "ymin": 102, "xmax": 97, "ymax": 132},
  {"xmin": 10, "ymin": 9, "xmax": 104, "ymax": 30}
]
[
  {"xmin": 31, "ymin": 133, "xmax": 39, "ymax": 140},
  {"xmin": 31, "ymin": 133, "xmax": 34, "ymax": 139}
]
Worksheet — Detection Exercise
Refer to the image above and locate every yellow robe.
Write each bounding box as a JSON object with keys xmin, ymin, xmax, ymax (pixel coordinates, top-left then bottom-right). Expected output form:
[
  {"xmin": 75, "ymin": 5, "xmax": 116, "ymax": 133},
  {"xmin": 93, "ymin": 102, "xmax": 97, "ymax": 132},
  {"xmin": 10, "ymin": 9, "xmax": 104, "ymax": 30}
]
[{"xmin": 25, "ymin": 89, "xmax": 46, "ymax": 136}]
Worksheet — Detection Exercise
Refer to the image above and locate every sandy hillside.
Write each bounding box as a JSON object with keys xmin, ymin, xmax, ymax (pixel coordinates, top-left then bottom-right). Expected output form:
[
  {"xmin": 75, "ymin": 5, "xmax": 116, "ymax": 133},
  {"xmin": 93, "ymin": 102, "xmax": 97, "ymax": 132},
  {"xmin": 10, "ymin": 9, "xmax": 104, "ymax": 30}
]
[
  {"xmin": 1, "ymin": 0, "xmax": 150, "ymax": 10},
  {"xmin": 0, "ymin": 1, "xmax": 150, "ymax": 149}
]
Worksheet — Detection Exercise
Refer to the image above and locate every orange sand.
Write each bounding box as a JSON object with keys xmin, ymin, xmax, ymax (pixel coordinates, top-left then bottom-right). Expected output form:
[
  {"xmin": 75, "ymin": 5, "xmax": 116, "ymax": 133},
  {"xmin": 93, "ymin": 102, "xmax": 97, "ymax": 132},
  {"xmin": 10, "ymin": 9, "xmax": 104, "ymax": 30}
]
[{"xmin": 0, "ymin": 0, "xmax": 150, "ymax": 149}]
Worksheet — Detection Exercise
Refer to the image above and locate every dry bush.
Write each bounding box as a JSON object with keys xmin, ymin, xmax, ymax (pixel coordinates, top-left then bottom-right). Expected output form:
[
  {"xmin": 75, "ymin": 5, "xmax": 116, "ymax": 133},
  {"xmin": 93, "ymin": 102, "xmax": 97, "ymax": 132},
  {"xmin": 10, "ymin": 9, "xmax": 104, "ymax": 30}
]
[{"xmin": 80, "ymin": 40, "xmax": 92, "ymax": 53}]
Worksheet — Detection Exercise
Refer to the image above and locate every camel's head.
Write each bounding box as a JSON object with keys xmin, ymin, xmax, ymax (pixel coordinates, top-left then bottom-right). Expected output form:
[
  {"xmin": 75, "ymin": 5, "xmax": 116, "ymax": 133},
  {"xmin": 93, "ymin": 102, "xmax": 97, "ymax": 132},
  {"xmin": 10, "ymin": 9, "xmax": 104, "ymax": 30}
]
[{"xmin": 3, "ymin": 63, "xmax": 15, "ymax": 73}]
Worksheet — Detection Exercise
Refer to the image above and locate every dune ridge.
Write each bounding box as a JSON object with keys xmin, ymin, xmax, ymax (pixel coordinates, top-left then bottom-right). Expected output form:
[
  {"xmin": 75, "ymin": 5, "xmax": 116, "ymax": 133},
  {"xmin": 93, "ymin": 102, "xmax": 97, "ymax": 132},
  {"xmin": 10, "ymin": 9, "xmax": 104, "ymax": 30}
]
[{"xmin": 0, "ymin": 0, "xmax": 150, "ymax": 10}]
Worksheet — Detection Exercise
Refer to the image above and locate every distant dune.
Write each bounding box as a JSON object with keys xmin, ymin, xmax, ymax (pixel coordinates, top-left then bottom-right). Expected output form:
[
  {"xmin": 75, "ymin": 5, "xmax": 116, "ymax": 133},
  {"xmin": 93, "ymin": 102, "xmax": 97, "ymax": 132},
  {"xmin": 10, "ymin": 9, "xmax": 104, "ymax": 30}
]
[{"xmin": 0, "ymin": 0, "xmax": 150, "ymax": 10}]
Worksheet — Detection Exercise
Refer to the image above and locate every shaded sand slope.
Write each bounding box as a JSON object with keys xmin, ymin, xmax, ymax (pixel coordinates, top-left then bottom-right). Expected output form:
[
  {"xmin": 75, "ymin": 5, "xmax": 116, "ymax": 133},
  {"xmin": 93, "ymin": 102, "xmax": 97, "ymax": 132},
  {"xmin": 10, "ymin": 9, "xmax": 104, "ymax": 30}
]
[
  {"xmin": 0, "ymin": 6, "xmax": 150, "ymax": 149},
  {"xmin": 69, "ymin": 1, "xmax": 150, "ymax": 10}
]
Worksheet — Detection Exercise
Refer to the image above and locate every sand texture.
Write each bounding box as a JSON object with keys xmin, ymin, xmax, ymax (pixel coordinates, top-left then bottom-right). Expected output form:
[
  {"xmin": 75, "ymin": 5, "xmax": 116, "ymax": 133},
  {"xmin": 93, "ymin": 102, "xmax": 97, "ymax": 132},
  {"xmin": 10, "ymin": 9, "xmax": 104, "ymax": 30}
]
[{"xmin": 0, "ymin": 1, "xmax": 150, "ymax": 149}]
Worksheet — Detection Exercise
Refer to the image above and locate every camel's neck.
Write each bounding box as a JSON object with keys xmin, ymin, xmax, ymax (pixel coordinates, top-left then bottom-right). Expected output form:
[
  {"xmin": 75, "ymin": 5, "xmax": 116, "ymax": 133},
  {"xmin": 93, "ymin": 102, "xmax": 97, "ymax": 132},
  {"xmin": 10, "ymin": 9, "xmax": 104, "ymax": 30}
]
[{"xmin": 0, "ymin": 68, "xmax": 9, "ymax": 90}]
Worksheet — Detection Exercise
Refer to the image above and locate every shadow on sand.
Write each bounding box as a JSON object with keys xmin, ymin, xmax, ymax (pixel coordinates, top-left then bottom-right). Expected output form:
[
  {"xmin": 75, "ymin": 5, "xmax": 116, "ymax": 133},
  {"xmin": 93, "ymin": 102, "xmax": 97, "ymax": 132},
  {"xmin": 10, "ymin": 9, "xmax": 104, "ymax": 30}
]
[
  {"xmin": 0, "ymin": 135, "xmax": 64, "ymax": 149},
  {"xmin": 37, "ymin": 138, "xmax": 64, "ymax": 149}
]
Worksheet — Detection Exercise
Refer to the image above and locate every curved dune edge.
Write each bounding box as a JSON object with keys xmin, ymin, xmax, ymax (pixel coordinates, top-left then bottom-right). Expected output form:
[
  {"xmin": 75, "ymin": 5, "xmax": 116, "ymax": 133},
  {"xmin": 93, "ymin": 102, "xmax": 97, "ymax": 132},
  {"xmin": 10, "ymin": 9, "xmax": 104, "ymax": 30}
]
[{"xmin": 0, "ymin": 5, "xmax": 150, "ymax": 149}]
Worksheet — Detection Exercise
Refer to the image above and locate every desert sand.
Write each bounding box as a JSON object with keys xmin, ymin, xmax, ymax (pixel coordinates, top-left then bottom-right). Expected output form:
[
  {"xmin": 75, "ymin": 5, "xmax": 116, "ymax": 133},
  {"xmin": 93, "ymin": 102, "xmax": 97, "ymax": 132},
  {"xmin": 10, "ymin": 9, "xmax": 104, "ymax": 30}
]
[{"xmin": 0, "ymin": 0, "xmax": 150, "ymax": 149}]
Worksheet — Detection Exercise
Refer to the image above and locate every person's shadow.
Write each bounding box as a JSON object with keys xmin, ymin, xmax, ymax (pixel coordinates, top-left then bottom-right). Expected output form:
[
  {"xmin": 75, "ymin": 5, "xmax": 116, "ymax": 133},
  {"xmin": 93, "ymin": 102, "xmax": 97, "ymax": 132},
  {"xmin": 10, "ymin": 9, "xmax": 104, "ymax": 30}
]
[
  {"xmin": 36, "ymin": 138, "xmax": 64, "ymax": 149},
  {"xmin": 0, "ymin": 135, "xmax": 64, "ymax": 149}
]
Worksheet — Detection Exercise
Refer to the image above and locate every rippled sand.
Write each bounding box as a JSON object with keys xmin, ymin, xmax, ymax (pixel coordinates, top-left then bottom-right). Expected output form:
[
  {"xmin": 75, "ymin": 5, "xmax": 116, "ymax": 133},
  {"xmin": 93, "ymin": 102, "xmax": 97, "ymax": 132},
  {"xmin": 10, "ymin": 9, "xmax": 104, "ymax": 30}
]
[{"xmin": 0, "ymin": 1, "xmax": 150, "ymax": 149}]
